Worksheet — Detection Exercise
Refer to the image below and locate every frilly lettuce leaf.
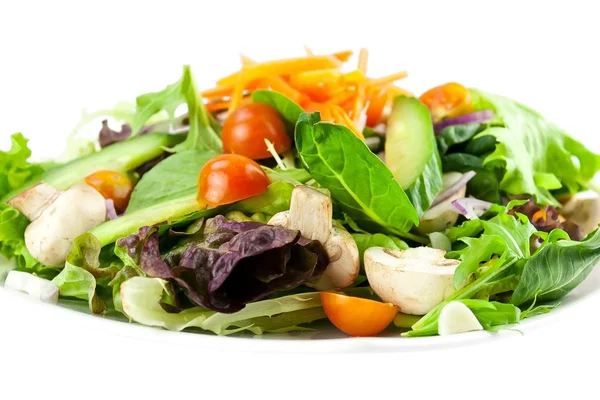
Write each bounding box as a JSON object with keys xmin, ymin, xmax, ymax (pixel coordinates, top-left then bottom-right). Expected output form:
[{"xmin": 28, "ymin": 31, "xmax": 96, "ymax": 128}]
[
  {"xmin": 471, "ymin": 89, "xmax": 600, "ymax": 206},
  {"xmin": 120, "ymin": 276, "xmax": 326, "ymax": 335}
]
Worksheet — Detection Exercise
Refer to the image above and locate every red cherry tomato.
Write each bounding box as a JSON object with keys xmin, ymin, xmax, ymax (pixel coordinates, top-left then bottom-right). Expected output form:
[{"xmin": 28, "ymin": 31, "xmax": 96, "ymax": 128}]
[
  {"xmin": 222, "ymin": 103, "xmax": 291, "ymax": 160},
  {"xmin": 320, "ymin": 292, "xmax": 398, "ymax": 337},
  {"xmin": 84, "ymin": 170, "xmax": 134, "ymax": 213},
  {"xmin": 419, "ymin": 82, "xmax": 473, "ymax": 122},
  {"xmin": 197, "ymin": 154, "xmax": 270, "ymax": 207}
]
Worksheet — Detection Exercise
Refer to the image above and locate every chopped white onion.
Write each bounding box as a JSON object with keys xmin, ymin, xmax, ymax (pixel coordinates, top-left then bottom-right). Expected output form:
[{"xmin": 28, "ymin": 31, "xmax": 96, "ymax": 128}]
[
  {"xmin": 451, "ymin": 198, "xmax": 493, "ymax": 220},
  {"xmin": 4, "ymin": 271, "xmax": 59, "ymax": 303}
]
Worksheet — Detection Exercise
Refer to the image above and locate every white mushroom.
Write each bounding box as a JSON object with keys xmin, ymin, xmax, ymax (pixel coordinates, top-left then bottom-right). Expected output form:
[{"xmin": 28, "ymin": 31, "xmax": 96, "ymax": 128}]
[
  {"xmin": 4, "ymin": 270, "xmax": 59, "ymax": 303},
  {"xmin": 560, "ymin": 191, "xmax": 600, "ymax": 236},
  {"xmin": 416, "ymin": 172, "xmax": 467, "ymax": 234},
  {"xmin": 8, "ymin": 183, "xmax": 107, "ymax": 267},
  {"xmin": 364, "ymin": 247, "xmax": 460, "ymax": 315},
  {"xmin": 268, "ymin": 186, "xmax": 359, "ymax": 290},
  {"xmin": 437, "ymin": 301, "xmax": 483, "ymax": 336}
]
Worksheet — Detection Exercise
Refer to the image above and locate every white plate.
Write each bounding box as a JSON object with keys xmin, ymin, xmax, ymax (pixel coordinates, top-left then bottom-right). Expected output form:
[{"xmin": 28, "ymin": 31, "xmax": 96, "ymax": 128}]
[
  {"xmin": 2, "ymin": 41, "xmax": 600, "ymax": 353},
  {"xmin": 1, "ymin": 265, "xmax": 599, "ymax": 353}
]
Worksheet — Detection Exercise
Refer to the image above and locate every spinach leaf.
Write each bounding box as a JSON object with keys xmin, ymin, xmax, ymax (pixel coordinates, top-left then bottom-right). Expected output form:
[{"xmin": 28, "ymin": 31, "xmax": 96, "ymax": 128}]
[
  {"xmin": 405, "ymin": 149, "xmax": 443, "ymax": 217},
  {"xmin": 252, "ymin": 90, "xmax": 303, "ymax": 128},
  {"xmin": 295, "ymin": 113, "xmax": 421, "ymax": 241},
  {"xmin": 470, "ymin": 89, "xmax": 600, "ymax": 206},
  {"xmin": 131, "ymin": 66, "xmax": 222, "ymax": 153},
  {"xmin": 437, "ymin": 123, "xmax": 483, "ymax": 155},
  {"xmin": 127, "ymin": 150, "xmax": 217, "ymax": 213},
  {"xmin": 511, "ymin": 228, "xmax": 600, "ymax": 306},
  {"xmin": 405, "ymin": 299, "xmax": 521, "ymax": 337},
  {"xmin": 441, "ymin": 153, "xmax": 503, "ymax": 203}
]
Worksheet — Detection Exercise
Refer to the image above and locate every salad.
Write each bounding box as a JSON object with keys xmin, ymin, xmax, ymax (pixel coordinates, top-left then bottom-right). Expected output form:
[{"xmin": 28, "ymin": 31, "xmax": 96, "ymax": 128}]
[{"xmin": 2, "ymin": 48, "xmax": 600, "ymax": 338}]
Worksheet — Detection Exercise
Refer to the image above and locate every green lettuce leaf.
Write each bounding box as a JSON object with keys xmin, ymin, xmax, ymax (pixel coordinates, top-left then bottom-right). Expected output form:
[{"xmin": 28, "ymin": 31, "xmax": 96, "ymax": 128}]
[
  {"xmin": 131, "ymin": 65, "xmax": 222, "ymax": 153},
  {"xmin": 471, "ymin": 89, "xmax": 600, "ymax": 205},
  {"xmin": 0, "ymin": 133, "xmax": 45, "ymax": 199},
  {"xmin": 119, "ymin": 277, "xmax": 326, "ymax": 335},
  {"xmin": 52, "ymin": 263, "xmax": 106, "ymax": 314}
]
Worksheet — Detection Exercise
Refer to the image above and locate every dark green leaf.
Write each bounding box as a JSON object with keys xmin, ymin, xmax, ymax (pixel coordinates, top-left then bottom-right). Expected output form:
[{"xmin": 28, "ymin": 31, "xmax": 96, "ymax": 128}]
[
  {"xmin": 127, "ymin": 150, "xmax": 217, "ymax": 213},
  {"xmin": 511, "ymin": 228, "xmax": 600, "ymax": 306},
  {"xmin": 295, "ymin": 113, "xmax": 420, "ymax": 239},
  {"xmin": 436, "ymin": 123, "xmax": 483, "ymax": 155}
]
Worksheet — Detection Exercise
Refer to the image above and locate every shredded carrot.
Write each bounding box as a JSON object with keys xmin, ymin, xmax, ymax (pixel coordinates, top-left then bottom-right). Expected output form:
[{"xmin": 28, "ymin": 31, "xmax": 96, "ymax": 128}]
[
  {"xmin": 342, "ymin": 70, "xmax": 367, "ymax": 84},
  {"xmin": 201, "ymin": 85, "xmax": 236, "ymax": 99},
  {"xmin": 352, "ymin": 48, "xmax": 369, "ymax": 123},
  {"xmin": 290, "ymin": 68, "xmax": 342, "ymax": 88},
  {"xmin": 229, "ymin": 66, "xmax": 248, "ymax": 111},
  {"xmin": 370, "ymin": 71, "xmax": 409, "ymax": 87},
  {"xmin": 332, "ymin": 50, "xmax": 353, "ymax": 62},
  {"xmin": 217, "ymin": 56, "xmax": 341, "ymax": 87},
  {"xmin": 327, "ymin": 88, "xmax": 356, "ymax": 106},
  {"xmin": 330, "ymin": 104, "xmax": 365, "ymax": 141},
  {"xmin": 254, "ymin": 77, "xmax": 309, "ymax": 104},
  {"xmin": 206, "ymin": 96, "xmax": 251, "ymax": 113}
]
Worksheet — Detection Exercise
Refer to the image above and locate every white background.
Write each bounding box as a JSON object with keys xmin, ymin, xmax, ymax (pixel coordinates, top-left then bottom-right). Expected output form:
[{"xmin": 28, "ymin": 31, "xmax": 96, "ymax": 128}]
[{"xmin": 1, "ymin": 1, "xmax": 599, "ymax": 399}]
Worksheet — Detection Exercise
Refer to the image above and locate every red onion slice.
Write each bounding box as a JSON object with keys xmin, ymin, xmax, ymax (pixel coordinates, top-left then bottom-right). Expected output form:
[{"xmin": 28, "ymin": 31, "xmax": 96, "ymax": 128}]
[
  {"xmin": 434, "ymin": 110, "xmax": 495, "ymax": 134},
  {"xmin": 451, "ymin": 198, "xmax": 493, "ymax": 220},
  {"xmin": 105, "ymin": 199, "xmax": 119, "ymax": 220},
  {"xmin": 431, "ymin": 171, "xmax": 477, "ymax": 208}
]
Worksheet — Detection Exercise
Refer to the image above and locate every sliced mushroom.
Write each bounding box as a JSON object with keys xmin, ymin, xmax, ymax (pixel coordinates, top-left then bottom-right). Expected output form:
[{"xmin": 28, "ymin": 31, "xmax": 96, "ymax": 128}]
[
  {"xmin": 560, "ymin": 191, "xmax": 600, "ymax": 236},
  {"xmin": 9, "ymin": 183, "xmax": 107, "ymax": 266},
  {"xmin": 438, "ymin": 301, "xmax": 483, "ymax": 336},
  {"xmin": 364, "ymin": 247, "xmax": 460, "ymax": 315},
  {"xmin": 269, "ymin": 186, "xmax": 359, "ymax": 290}
]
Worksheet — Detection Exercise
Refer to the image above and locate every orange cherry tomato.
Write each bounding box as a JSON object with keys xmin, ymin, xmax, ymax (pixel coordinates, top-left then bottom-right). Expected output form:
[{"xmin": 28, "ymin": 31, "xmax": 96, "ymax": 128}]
[
  {"xmin": 197, "ymin": 154, "xmax": 270, "ymax": 207},
  {"xmin": 84, "ymin": 170, "xmax": 134, "ymax": 213},
  {"xmin": 320, "ymin": 292, "xmax": 398, "ymax": 337},
  {"xmin": 418, "ymin": 82, "xmax": 473, "ymax": 122},
  {"xmin": 222, "ymin": 103, "xmax": 291, "ymax": 160},
  {"xmin": 366, "ymin": 88, "xmax": 390, "ymax": 127}
]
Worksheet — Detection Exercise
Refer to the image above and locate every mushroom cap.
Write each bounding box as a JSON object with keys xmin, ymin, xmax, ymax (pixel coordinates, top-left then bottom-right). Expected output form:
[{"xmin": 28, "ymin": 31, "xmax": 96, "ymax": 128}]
[
  {"xmin": 24, "ymin": 184, "xmax": 107, "ymax": 266},
  {"xmin": 364, "ymin": 247, "xmax": 459, "ymax": 315}
]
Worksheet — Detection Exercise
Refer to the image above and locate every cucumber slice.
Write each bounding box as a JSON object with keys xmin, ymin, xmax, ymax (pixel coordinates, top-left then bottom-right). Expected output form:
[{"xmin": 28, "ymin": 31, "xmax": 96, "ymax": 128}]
[{"xmin": 385, "ymin": 96, "xmax": 436, "ymax": 189}]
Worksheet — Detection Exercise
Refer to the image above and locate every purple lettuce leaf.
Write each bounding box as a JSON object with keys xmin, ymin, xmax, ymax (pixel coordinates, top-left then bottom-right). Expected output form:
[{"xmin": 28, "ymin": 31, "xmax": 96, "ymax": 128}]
[{"xmin": 115, "ymin": 217, "xmax": 329, "ymax": 313}]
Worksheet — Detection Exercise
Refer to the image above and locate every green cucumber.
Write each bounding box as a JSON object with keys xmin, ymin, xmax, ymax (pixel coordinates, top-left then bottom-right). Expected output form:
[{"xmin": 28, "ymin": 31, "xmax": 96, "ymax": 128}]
[{"xmin": 385, "ymin": 96, "xmax": 443, "ymax": 216}]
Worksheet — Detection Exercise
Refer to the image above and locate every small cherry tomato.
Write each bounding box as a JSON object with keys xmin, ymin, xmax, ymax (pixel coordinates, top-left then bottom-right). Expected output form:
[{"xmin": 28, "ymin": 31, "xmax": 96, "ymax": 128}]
[
  {"xmin": 84, "ymin": 170, "xmax": 134, "ymax": 213},
  {"xmin": 419, "ymin": 82, "xmax": 473, "ymax": 122},
  {"xmin": 222, "ymin": 103, "xmax": 291, "ymax": 160},
  {"xmin": 320, "ymin": 292, "xmax": 398, "ymax": 337},
  {"xmin": 198, "ymin": 154, "xmax": 270, "ymax": 207}
]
